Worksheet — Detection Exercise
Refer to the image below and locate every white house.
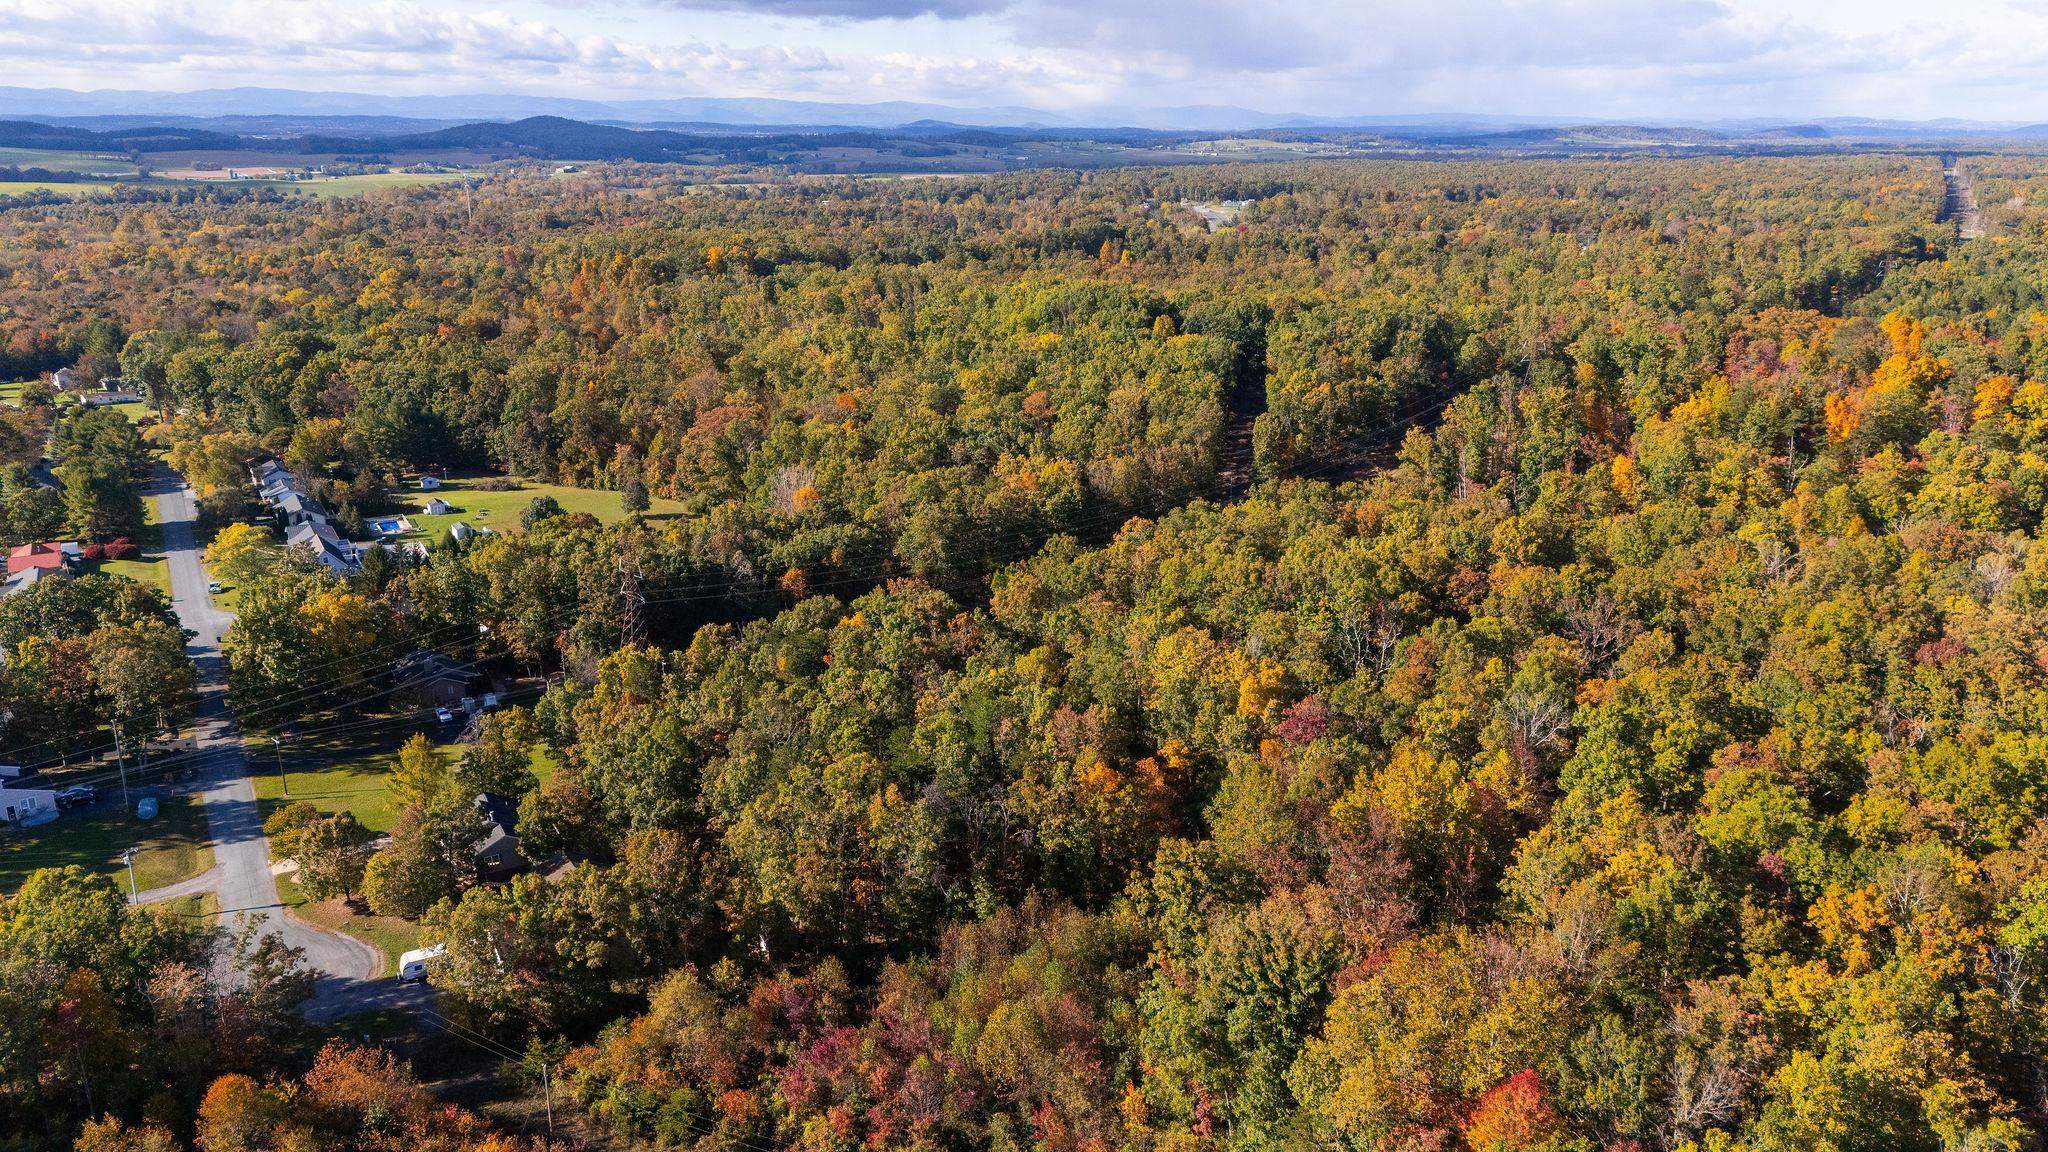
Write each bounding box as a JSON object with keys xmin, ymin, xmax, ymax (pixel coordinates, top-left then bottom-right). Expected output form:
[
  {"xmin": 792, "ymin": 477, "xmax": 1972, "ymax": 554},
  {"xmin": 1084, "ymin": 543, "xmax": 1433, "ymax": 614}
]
[
  {"xmin": 0, "ymin": 781, "xmax": 58, "ymax": 827},
  {"xmin": 418, "ymin": 475, "xmax": 442, "ymax": 491},
  {"xmin": 448, "ymin": 521, "xmax": 475, "ymax": 544},
  {"xmin": 51, "ymin": 368, "xmax": 75, "ymax": 391},
  {"xmin": 424, "ymin": 497, "xmax": 453, "ymax": 516},
  {"xmin": 286, "ymin": 520, "xmax": 359, "ymax": 573}
]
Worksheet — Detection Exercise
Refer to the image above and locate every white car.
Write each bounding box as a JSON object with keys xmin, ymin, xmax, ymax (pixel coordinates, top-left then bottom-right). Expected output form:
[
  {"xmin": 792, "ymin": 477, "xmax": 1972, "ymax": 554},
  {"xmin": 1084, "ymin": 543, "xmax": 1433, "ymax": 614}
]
[
  {"xmin": 207, "ymin": 581, "xmax": 224, "ymax": 594},
  {"xmin": 434, "ymin": 706, "xmax": 455, "ymax": 724}
]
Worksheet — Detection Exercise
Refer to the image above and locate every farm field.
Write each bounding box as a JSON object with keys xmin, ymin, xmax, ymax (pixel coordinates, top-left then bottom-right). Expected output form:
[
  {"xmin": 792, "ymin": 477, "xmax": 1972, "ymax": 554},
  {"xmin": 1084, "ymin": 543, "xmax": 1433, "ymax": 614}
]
[
  {"xmin": 0, "ymin": 791, "xmax": 214, "ymax": 895},
  {"xmin": 0, "ymin": 146, "xmax": 139, "ymax": 174},
  {"xmin": 0, "ymin": 180, "xmax": 119, "ymax": 197},
  {"xmin": 255, "ymin": 172, "xmax": 469, "ymax": 197},
  {"xmin": 390, "ymin": 474, "xmax": 684, "ymax": 540},
  {"xmin": 0, "ymin": 171, "xmax": 469, "ymax": 200}
]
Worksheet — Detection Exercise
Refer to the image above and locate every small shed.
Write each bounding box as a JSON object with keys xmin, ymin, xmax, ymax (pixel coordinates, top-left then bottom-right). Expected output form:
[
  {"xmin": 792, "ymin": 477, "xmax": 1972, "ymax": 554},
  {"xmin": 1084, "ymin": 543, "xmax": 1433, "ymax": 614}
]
[
  {"xmin": 0, "ymin": 782, "xmax": 58, "ymax": 827},
  {"xmin": 425, "ymin": 497, "xmax": 454, "ymax": 516},
  {"xmin": 419, "ymin": 475, "xmax": 443, "ymax": 491}
]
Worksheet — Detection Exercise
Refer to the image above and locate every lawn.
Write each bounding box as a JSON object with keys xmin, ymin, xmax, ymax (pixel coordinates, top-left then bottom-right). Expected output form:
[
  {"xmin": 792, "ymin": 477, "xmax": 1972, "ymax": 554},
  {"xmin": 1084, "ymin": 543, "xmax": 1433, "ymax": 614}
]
[
  {"xmin": 99, "ymin": 494, "xmax": 171, "ymax": 595},
  {"xmin": 160, "ymin": 891, "xmax": 221, "ymax": 923},
  {"xmin": 254, "ymin": 736, "xmax": 403, "ymax": 834},
  {"xmin": 0, "ymin": 379, "xmax": 25, "ymax": 407},
  {"xmin": 391, "ymin": 474, "xmax": 684, "ymax": 544},
  {"xmin": 0, "ymin": 791, "xmax": 214, "ymax": 895},
  {"xmin": 275, "ymin": 871, "xmax": 421, "ymax": 977}
]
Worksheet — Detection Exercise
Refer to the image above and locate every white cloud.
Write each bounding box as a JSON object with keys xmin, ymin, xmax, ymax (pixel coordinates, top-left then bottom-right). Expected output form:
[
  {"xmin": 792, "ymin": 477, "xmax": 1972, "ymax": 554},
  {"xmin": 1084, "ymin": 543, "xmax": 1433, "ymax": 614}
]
[{"xmin": 1, "ymin": 0, "xmax": 2047, "ymax": 121}]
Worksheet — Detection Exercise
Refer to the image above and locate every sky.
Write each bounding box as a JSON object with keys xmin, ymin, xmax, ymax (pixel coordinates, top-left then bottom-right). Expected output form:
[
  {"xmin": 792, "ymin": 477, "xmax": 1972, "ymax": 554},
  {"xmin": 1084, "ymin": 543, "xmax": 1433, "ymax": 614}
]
[{"xmin": 2, "ymin": 0, "xmax": 2048, "ymax": 122}]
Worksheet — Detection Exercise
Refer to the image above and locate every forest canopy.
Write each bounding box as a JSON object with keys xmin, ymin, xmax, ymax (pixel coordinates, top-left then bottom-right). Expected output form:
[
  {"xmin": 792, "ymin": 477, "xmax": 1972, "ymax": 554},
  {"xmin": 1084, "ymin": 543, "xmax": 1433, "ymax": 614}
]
[{"xmin": 7, "ymin": 151, "xmax": 2048, "ymax": 1152}]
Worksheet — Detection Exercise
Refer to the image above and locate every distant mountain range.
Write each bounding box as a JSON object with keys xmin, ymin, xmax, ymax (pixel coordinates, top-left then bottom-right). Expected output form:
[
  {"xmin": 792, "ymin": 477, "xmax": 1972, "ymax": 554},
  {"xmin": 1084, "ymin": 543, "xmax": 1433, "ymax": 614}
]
[{"xmin": 1, "ymin": 85, "xmax": 2044, "ymax": 137}]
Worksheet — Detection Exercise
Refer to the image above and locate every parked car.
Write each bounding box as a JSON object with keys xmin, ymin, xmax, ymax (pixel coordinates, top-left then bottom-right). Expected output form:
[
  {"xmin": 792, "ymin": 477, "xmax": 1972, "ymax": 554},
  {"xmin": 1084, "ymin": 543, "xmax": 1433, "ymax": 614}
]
[
  {"xmin": 207, "ymin": 581, "xmax": 224, "ymax": 594},
  {"xmin": 434, "ymin": 706, "xmax": 455, "ymax": 724},
  {"xmin": 55, "ymin": 784, "xmax": 96, "ymax": 809}
]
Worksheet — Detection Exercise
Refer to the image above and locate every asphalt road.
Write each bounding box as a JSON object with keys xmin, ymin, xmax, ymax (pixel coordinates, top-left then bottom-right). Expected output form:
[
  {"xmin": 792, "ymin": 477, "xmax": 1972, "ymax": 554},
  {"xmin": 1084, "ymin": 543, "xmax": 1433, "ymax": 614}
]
[{"xmin": 149, "ymin": 470, "xmax": 417, "ymax": 1022}]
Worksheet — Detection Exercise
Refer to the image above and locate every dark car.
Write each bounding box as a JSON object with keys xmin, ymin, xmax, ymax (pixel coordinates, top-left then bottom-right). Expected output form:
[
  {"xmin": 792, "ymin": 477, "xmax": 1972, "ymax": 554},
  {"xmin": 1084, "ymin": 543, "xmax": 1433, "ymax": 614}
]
[{"xmin": 56, "ymin": 784, "xmax": 97, "ymax": 809}]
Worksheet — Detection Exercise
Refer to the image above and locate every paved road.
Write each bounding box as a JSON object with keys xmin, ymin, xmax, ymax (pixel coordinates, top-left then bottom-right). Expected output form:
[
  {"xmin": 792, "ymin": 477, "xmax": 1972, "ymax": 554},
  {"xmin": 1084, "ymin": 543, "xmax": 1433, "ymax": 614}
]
[
  {"xmin": 1943, "ymin": 160, "xmax": 1984, "ymax": 241},
  {"xmin": 149, "ymin": 470, "xmax": 409, "ymax": 1022}
]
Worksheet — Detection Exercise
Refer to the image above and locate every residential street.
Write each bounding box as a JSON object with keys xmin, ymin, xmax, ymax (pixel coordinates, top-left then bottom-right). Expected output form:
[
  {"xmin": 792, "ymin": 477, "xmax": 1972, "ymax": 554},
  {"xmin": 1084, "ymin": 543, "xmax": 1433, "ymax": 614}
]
[{"xmin": 149, "ymin": 469, "xmax": 423, "ymax": 1022}]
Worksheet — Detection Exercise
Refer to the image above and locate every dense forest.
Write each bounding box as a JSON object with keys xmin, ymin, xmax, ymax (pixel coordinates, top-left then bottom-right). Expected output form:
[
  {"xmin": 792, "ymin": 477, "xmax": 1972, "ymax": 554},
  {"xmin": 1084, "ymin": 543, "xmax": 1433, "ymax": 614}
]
[{"xmin": 8, "ymin": 150, "xmax": 2048, "ymax": 1151}]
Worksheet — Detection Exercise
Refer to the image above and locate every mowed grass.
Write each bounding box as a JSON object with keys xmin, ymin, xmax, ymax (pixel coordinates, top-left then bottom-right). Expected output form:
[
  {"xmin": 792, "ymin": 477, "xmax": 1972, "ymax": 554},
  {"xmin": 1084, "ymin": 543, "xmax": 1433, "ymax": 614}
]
[
  {"xmin": 392, "ymin": 474, "xmax": 683, "ymax": 543},
  {"xmin": 252, "ymin": 740, "xmax": 402, "ymax": 834},
  {"xmin": 0, "ymin": 791, "xmax": 214, "ymax": 895},
  {"xmin": 99, "ymin": 493, "xmax": 172, "ymax": 595},
  {"xmin": 160, "ymin": 890, "xmax": 221, "ymax": 923}
]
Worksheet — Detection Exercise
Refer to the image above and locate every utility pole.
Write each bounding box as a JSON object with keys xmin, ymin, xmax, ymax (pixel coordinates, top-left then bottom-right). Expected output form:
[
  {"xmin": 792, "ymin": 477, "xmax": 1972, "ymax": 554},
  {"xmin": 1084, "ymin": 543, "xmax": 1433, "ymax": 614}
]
[
  {"xmin": 111, "ymin": 718, "xmax": 130, "ymax": 810},
  {"xmin": 541, "ymin": 1060, "xmax": 555, "ymax": 1138},
  {"xmin": 271, "ymin": 735, "xmax": 288, "ymax": 798},
  {"xmin": 123, "ymin": 848, "xmax": 137, "ymax": 901}
]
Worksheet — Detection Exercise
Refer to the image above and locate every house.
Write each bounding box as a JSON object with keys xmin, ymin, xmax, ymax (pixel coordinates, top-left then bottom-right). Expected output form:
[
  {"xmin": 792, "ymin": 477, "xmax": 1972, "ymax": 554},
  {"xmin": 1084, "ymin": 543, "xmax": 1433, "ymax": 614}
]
[
  {"xmin": 249, "ymin": 456, "xmax": 336, "ymax": 528},
  {"xmin": 51, "ymin": 368, "xmax": 75, "ymax": 390},
  {"xmin": 82, "ymin": 379, "xmax": 141, "ymax": 406},
  {"xmin": 7, "ymin": 541, "xmax": 80, "ymax": 576},
  {"xmin": 472, "ymin": 792, "xmax": 526, "ymax": 880},
  {"xmin": 273, "ymin": 490, "xmax": 331, "ymax": 527},
  {"xmin": 424, "ymin": 497, "xmax": 453, "ymax": 516},
  {"xmin": 392, "ymin": 650, "xmax": 480, "ymax": 707},
  {"xmin": 3, "ymin": 563, "xmax": 73, "ymax": 599},
  {"xmin": 285, "ymin": 520, "xmax": 359, "ymax": 573},
  {"xmin": 448, "ymin": 521, "xmax": 476, "ymax": 544},
  {"xmin": 0, "ymin": 780, "xmax": 58, "ymax": 827},
  {"xmin": 418, "ymin": 475, "xmax": 442, "ymax": 491}
]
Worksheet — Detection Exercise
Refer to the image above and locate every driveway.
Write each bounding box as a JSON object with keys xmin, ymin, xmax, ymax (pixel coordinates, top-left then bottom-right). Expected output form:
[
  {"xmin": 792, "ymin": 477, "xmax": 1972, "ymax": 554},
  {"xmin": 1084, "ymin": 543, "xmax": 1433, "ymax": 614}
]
[{"xmin": 150, "ymin": 470, "xmax": 418, "ymax": 1022}]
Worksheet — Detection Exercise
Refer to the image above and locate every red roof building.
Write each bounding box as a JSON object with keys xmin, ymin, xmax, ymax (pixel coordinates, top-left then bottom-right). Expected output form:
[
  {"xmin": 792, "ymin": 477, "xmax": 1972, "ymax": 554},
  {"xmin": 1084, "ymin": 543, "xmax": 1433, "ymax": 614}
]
[{"xmin": 6, "ymin": 543, "xmax": 75, "ymax": 575}]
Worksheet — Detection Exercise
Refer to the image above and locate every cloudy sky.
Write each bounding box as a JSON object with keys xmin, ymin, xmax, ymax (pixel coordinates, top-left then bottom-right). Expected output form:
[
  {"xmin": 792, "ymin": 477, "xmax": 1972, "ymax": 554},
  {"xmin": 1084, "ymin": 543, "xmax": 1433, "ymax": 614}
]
[{"xmin": 1, "ymin": 0, "xmax": 2047, "ymax": 121}]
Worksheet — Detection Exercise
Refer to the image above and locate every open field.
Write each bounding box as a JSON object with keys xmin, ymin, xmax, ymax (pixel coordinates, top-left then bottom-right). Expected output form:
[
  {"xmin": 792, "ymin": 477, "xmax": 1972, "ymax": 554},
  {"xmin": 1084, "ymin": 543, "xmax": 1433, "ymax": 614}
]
[
  {"xmin": 0, "ymin": 147, "xmax": 140, "ymax": 175},
  {"xmin": 0, "ymin": 171, "xmax": 468, "ymax": 200},
  {"xmin": 0, "ymin": 791, "xmax": 214, "ymax": 894},
  {"xmin": 391, "ymin": 474, "xmax": 684, "ymax": 542},
  {"xmin": 255, "ymin": 172, "xmax": 469, "ymax": 197},
  {"xmin": 0, "ymin": 181, "xmax": 120, "ymax": 197}
]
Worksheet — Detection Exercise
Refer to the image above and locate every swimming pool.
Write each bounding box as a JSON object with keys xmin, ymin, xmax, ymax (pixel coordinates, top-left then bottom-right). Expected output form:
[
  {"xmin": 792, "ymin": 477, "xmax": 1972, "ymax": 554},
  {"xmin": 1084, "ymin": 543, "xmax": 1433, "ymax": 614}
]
[{"xmin": 367, "ymin": 516, "xmax": 413, "ymax": 536}]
